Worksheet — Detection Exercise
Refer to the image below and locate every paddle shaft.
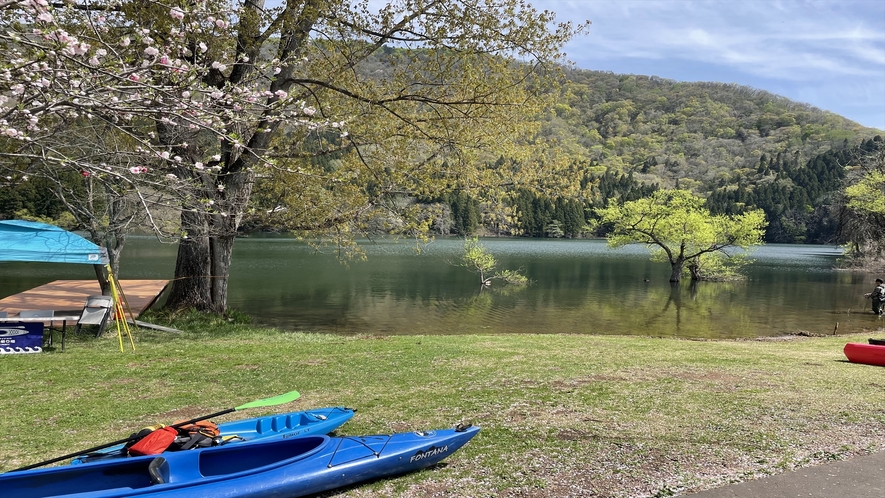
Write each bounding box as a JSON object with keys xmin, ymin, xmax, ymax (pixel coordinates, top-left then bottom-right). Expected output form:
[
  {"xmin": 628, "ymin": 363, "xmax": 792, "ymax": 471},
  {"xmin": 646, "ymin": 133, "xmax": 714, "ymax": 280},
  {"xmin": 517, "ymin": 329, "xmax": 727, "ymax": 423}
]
[{"xmin": 10, "ymin": 408, "xmax": 236, "ymax": 472}]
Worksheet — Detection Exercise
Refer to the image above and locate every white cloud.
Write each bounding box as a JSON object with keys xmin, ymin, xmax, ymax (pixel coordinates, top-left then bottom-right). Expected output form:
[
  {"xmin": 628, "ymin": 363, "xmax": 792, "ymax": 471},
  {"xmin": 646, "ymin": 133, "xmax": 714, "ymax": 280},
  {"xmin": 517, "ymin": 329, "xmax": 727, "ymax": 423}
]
[{"xmin": 537, "ymin": 0, "xmax": 885, "ymax": 129}]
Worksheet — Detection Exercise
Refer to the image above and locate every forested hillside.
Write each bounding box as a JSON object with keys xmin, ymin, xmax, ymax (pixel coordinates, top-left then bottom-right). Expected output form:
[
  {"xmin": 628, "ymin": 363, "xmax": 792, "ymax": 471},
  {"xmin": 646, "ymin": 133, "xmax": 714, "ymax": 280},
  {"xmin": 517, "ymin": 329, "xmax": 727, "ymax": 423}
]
[
  {"xmin": 545, "ymin": 69, "xmax": 880, "ymax": 189},
  {"xmin": 439, "ymin": 68, "xmax": 883, "ymax": 243}
]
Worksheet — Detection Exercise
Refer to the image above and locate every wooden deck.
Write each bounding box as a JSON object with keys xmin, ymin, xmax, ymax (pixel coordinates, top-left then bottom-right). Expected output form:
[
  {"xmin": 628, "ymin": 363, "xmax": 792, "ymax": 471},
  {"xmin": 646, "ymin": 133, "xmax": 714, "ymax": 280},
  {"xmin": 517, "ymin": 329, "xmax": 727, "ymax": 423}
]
[{"xmin": 0, "ymin": 280, "xmax": 169, "ymax": 317}]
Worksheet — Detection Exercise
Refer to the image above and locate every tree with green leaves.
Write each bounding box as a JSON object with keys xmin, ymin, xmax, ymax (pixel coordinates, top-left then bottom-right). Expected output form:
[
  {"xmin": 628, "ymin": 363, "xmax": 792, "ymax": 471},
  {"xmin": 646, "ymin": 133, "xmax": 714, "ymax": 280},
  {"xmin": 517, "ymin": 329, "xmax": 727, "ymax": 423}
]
[
  {"xmin": 459, "ymin": 237, "xmax": 527, "ymax": 287},
  {"xmin": 842, "ymin": 141, "xmax": 885, "ymax": 265},
  {"xmin": 594, "ymin": 189, "xmax": 768, "ymax": 282}
]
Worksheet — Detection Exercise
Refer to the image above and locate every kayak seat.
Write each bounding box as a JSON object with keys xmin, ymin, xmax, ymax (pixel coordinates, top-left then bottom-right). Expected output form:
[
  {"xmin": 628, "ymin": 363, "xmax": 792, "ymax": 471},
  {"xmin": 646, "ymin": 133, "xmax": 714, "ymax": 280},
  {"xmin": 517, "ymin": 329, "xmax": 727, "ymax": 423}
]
[
  {"xmin": 148, "ymin": 456, "xmax": 168, "ymax": 485},
  {"xmin": 161, "ymin": 451, "xmax": 204, "ymax": 483}
]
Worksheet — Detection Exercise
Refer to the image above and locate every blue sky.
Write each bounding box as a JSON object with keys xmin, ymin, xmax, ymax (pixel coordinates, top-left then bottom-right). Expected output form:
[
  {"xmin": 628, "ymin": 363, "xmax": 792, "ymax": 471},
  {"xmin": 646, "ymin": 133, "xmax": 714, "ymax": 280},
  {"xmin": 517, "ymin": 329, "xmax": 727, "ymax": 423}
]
[{"xmin": 535, "ymin": 0, "xmax": 885, "ymax": 130}]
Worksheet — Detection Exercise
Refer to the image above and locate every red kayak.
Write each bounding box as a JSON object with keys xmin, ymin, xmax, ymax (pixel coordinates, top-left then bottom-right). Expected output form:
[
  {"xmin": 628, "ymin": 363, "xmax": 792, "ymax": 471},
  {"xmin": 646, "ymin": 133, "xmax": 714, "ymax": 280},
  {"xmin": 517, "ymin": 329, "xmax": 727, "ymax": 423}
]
[{"xmin": 843, "ymin": 343, "xmax": 885, "ymax": 367}]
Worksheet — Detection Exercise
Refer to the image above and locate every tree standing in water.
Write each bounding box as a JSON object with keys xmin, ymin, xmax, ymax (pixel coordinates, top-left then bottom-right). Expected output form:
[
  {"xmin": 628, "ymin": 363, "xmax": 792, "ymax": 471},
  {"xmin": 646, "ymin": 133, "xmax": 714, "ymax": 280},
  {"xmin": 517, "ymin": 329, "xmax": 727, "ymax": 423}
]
[{"xmin": 595, "ymin": 189, "xmax": 767, "ymax": 282}]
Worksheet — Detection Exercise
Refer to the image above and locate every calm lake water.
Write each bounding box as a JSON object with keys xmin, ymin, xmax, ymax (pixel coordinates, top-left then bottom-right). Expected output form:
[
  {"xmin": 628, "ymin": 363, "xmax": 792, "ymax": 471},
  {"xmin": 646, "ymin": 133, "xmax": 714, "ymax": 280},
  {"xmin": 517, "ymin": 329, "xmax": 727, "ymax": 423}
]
[{"xmin": 1, "ymin": 237, "xmax": 883, "ymax": 339}]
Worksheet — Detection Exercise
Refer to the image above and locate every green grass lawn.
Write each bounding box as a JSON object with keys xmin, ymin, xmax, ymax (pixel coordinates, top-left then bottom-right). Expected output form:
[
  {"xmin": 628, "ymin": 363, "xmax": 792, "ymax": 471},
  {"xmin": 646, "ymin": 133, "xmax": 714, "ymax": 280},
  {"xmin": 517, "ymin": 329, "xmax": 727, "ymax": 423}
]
[{"xmin": 1, "ymin": 315, "xmax": 883, "ymax": 497}]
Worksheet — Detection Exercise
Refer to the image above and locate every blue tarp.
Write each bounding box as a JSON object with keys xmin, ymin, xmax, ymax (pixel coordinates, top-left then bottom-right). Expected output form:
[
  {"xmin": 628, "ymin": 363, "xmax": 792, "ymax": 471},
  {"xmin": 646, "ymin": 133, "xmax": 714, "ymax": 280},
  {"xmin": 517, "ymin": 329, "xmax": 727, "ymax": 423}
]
[{"xmin": 0, "ymin": 220, "xmax": 108, "ymax": 265}]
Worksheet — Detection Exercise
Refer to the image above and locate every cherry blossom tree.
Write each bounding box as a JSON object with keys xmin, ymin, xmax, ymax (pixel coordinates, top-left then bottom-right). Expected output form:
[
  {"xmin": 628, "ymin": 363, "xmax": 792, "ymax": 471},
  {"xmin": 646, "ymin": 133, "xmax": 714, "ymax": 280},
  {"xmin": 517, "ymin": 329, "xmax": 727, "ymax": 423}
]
[{"xmin": 1, "ymin": 0, "xmax": 586, "ymax": 312}]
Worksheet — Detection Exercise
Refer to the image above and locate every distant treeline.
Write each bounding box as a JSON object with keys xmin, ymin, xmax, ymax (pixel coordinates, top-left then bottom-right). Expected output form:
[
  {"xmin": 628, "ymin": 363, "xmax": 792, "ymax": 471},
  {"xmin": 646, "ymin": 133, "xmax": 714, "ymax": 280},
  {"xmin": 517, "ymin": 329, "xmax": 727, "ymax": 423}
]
[
  {"xmin": 426, "ymin": 136, "xmax": 882, "ymax": 244},
  {"xmin": 707, "ymin": 137, "xmax": 882, "ymax": 244}
]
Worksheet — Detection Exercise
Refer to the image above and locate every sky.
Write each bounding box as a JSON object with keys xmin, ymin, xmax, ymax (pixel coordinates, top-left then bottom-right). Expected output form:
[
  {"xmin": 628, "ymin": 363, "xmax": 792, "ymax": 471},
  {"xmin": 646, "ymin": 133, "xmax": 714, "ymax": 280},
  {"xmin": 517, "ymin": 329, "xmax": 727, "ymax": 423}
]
[{"xmin": 532, "ymin": 0, "xmax": 885, "ymax": 130}]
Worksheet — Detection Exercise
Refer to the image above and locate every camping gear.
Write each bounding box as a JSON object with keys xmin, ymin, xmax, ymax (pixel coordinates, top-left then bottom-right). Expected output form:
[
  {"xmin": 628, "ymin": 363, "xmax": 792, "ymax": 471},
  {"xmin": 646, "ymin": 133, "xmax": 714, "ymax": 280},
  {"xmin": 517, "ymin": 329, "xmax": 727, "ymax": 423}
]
[
  {"xmin": 0, "ymin": 220, "xmax": 136, "ymax": 350},
  {"xmin": 72, "ymin": 406, "xmax": 356, "ymax": 464},
  {"xmin": 0, "ymin": 425, "xmax": 479, "ymax": 498},
  {"xmin": 843, "ymin": 342, "xmax": 885, "ymax": 367}
]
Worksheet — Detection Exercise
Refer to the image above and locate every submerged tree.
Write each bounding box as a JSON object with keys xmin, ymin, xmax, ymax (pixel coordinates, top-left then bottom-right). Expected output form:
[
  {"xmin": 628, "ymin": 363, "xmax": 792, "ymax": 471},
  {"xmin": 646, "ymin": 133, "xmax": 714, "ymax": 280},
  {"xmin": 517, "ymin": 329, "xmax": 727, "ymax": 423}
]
[
  {"xmin": 841, "ymin": 141, "xmax": 885, "ymax": 266},
  {"xmin": 1, "ymin": 0, "xmax": 586, "ymax": 312},
  {"xmin": 595, "ymin": 189, "xmax": 767, "ymax": 282},
  {"xmin": 459, "ymin": 237, "xmax": 528, "ymax": 287}
]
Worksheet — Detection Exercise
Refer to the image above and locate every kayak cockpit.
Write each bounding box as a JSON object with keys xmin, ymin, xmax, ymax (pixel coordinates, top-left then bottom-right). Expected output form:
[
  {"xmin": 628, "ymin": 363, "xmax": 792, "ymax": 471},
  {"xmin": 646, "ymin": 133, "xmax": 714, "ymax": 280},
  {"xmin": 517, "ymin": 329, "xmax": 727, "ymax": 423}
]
[
  {"xmin": 1, "ymin": 459, "xmax": 157, "ymax": 498},
  {"xmin": 157, "ymin": 435, "xmax": 328, "ymax": 483}
]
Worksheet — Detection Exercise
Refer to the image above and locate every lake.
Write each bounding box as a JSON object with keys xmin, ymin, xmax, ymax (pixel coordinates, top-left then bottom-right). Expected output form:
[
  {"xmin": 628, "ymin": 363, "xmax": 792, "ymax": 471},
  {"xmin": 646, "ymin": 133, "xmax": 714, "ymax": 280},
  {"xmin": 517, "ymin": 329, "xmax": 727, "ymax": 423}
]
[{"xmin": 1, "ymin": 236, "xmax": 883, "ymax": 339}]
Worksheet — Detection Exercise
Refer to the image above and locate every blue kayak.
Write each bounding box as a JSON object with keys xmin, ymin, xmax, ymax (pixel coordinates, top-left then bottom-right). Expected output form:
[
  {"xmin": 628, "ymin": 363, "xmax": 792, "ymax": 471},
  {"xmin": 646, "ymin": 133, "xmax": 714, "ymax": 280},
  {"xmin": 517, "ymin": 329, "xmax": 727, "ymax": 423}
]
[
  {"xmin": 2, "ymin": 424, "xmax": 480, "ymax": 497},
  {"xmin": 71, "ymin": 406, "xmax": 355, "ymax": 464}
]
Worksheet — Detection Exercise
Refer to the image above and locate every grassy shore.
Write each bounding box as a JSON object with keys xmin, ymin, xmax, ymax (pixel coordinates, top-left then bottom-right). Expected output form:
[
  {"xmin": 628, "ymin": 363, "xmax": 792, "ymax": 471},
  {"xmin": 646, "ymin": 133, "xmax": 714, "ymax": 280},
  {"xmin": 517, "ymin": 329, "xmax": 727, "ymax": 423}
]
[{"xmin": 2, "ymin": 314, "xmax": 884, "ymax": 497}]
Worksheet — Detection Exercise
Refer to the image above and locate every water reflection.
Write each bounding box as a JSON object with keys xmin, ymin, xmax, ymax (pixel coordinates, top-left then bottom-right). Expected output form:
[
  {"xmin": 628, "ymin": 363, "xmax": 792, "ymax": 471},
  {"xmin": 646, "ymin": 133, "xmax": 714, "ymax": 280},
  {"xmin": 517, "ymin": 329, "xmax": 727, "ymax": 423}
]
[{"xmin": 1, "ymin": 237, "xmax": 882, "ymax": 338}]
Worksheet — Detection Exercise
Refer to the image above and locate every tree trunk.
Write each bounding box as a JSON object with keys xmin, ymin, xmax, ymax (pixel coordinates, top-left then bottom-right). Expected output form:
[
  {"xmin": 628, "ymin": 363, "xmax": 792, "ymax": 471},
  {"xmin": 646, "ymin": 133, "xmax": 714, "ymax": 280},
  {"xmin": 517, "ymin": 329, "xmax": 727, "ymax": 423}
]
[
  {"xmin": 688, "ymin": 259, "xmax": 702, "ymax": 281},
  {"xmin": 163, "ymin": 167, "xmax": 253, "ymax": 313},
  {"xmin": 669, "ymin": 258, "xmax": 684, "ymax": 283},
  {"xmin": 209, "ymin": 235, "xmax": 234, "ymax": 312},
  {"xmin": 165, "ymin": 210, "xmax": 214, "ymax": 312}
]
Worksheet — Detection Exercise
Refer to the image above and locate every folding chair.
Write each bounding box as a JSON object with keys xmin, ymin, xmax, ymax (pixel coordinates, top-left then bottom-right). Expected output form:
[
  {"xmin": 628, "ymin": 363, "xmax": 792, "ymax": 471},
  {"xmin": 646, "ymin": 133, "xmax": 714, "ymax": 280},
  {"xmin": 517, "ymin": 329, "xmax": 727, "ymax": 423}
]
[{"xmin": 75, "ymin": 296, "xmax": 114, "ymax": 337}]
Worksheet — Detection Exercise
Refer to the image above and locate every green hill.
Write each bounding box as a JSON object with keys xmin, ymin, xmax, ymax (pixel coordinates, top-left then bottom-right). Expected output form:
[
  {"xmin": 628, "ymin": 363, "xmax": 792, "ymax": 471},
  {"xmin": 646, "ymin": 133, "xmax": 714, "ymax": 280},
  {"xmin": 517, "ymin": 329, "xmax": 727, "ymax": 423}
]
[{"xmin": 544, "ymin": 69, "xmax": 881, "ymax": 192}]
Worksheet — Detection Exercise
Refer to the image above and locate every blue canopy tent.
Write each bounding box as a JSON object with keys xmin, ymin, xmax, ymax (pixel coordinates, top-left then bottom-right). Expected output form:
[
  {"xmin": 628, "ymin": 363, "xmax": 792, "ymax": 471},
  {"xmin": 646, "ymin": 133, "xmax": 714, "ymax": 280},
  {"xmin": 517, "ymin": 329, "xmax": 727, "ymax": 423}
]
[
  {"xmin": 0, "ymin": 220, "xmax": 135, "ymax": 350},
  {"xmin": 0, "ymin": 220, "xmax": 108, "ymax": 265}
]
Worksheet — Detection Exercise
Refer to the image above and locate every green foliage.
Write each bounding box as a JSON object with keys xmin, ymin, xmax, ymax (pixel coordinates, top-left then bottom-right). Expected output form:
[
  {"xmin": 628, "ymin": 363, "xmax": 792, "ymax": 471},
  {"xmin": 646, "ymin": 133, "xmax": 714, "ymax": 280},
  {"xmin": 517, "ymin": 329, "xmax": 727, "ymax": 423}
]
[
  {"xmin": 459, "ymin": 237, "xmax": 527, "ymax": 287},
  {"xmin": 840, "ymin": 140, "xmax": 885, "ymax": 263},
  {"xmin": 685, "ymin": 251, "xmax": 754, "ymax": 282},
  {"xmin": 240, "ymin": 5, "xmax": 588, "ymax": 257},
  {"xmin": 845, "ymin": 172, "xmax": 885, "ymax": 215},
  {"xmin": 706, "ymin": 146, "xmax": 851, "ymax": 243},
  {"xmin": 0, "ymin": 175, "xmax": 73, "ymax": 222},
  {"xmin": 11, "ymin": 210, "xmax": 79, "ymax": 231},
  {"xmin": 461, "ymin": 237, "xmax": 497, "ymax": 284},
  {"xmin": 595, "ymin": 189, "xmax": 767, "ymax": 282},
  {"xmin": 495, "ymin": 269, "xmax": 529, "ymax": 285},
  {"xmin": 548, "ymin": 72, "xmax": 880, "ymax": 185},
  {"xmin": 702, "ymin": 136, "xmax": 883, "ymax": 249},
  {"xmin": 5, "ymin": 4, "xmax": 882, "ymax": 257},
  {"xmin": 412, "ymin": 190, "xmax": 482, "ymax": 236},
  {"xmin": 247, "ymin": 52, "xmax": 881, "ymax": 248},
  {"xmin": 507, "ymin": 187, "xmax": 591, "ymax": 238}
]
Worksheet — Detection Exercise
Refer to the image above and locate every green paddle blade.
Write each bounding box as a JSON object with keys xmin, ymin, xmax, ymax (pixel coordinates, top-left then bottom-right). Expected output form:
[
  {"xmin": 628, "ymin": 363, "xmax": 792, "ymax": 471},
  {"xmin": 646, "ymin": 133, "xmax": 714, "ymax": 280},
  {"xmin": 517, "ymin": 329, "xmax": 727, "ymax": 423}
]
[{"xmin": 235, "ymin": 390, "xmax": 300, "ymax": 410}]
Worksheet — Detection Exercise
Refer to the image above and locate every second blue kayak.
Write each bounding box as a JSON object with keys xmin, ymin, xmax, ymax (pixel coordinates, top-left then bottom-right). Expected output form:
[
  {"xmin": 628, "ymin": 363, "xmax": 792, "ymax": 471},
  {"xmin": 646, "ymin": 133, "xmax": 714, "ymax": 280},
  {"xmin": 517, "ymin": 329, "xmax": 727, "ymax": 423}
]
[{"xmin": 72, "ymin": 406, "xmax": 355, "ymax": 464}]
